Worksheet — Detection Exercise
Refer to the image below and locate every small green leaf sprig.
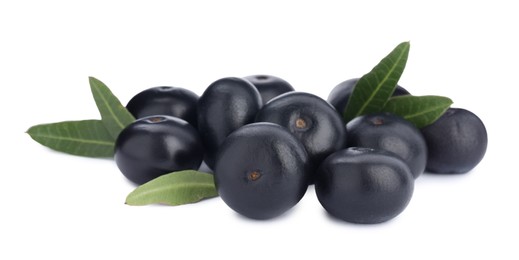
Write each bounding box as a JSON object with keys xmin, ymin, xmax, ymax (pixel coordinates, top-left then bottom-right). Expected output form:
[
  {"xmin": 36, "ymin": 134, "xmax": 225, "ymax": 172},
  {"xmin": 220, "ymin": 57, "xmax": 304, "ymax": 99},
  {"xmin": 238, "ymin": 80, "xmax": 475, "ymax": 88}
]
[
  {"xmin": 27, "ymin": 77, "xmax": 134, "ymax": 157},
  {"xmin": 125, "ymin": 170, "xmax": 218, "ymax": 206},
  {"xmin": 26, "ymin": 41, "xmax": 454, "ymax": 207},
  {"xmin": 26, "ymin": 77, "xmax": 217, "ymax": 206},
  {"xmin": 343, "ymin": 41, "xmax": 453, "ymax": 127}
]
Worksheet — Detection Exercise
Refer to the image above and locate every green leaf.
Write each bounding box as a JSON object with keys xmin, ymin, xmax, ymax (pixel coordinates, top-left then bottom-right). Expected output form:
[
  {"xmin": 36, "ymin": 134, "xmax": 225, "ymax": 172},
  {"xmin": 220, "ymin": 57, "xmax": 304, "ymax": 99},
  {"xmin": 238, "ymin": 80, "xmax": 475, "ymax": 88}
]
[
  {"xmin": 382, "ymin": 95, "xmax": 453, "ymax": 128},
  {"xmin": 126, "ymin": 170, "xmax": 218, "ymax": 206},
  {"xmin": 343, "ymin": 41, "xmax": 410, "ymax": 122},
  {"xmin": 89, "ymin": 76, "xmax": 135, "ymax": 139},
  {"xmin": 26, "ymin": 120, "xmax": 115, "ymax": 157}
]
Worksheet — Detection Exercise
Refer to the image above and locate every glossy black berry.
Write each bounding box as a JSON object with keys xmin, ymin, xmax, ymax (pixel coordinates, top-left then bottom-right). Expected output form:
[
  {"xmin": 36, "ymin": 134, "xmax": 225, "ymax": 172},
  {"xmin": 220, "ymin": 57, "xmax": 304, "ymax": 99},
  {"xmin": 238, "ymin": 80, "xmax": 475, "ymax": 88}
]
[
  {"xmin": 126, "ymin": 86, "xmax": 199, "ymax": 127},
  {"xmin": 197, "ymin": 77, "xmax": 262, "ymax": 169},
  {"xmin": 215, "ymin": 123, "xmax": 311, "ymax": 220},
  {"xmin": 421, "ymin": 108, "xmax": 487, "ymax": 174},
  {"xmin": 327, "ymin": 78, "xmax": 410, "ymax": 116},
  {"xmin": 346, "ymin": 112, "xmax": 427, "ymax": 179},
  {"xmin": 255, "ymin": 92, "xmax": 347, "ymax": 174},
  {"xmin": 114, "ymin": 116, "xmax": 204, "ymax": 185},
  {"xmin": 315, "ymin": 147, "xmax": 414, "ymax": 224},
  {"xmin": 244, "ymin": 74, "xmax": 295, "ymax": 104}
]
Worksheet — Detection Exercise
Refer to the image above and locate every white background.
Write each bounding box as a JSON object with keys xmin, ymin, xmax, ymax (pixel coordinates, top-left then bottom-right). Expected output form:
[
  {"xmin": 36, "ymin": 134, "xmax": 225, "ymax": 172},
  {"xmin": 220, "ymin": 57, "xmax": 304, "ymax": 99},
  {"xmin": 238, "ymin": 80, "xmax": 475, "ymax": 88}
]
[{"xmin": 1, "ymin": 1, "xmax": 518, "ymax": 259}]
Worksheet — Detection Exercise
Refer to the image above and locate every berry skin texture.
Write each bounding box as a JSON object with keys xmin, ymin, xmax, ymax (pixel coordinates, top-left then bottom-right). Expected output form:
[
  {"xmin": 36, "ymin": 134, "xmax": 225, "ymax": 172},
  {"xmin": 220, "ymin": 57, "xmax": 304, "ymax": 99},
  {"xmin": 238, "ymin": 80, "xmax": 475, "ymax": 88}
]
[
  {"xmin": 346, "ymin": 112, "xmax": 427, "ymax": 179},
  {"xmin": 197, "ymin": 77, "xmax": 262, "ymax": 169},
  {"xmin": 114, "ymin": 116, "xmax": 204, "ymax": 185},
  {"xmin": 421, "ymin": 108, "xmax": 487, "ymax": 174},
  {"xmin": 255, "ymin": 91, "xmax": 347, "ymax": 174},
  {"xmin": 214, "ymin": 123, "xmax": 311, "ymax": 220},
  {"xmin": 315, "ymin": 147, "xmax": 414, "ymax": 224},
  {"xmin": 126, "ymin": 86, "xmax": 199, "ymax": 127},
  {"xmin": 244, "ymin": 74, "xmax": 295, "ymax": 105},
  {"xmin": 327, "ymin": 78, "xmax": 410, "ymax": 116}
]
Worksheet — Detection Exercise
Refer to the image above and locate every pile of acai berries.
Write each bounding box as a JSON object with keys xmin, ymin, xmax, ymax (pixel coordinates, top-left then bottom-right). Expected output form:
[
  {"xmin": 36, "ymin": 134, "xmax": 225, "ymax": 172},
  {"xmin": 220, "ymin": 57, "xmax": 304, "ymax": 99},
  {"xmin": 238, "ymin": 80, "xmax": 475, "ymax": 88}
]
[{"xmin": 115, "ymin": 74, "xmax": 487, "ymax": 224}]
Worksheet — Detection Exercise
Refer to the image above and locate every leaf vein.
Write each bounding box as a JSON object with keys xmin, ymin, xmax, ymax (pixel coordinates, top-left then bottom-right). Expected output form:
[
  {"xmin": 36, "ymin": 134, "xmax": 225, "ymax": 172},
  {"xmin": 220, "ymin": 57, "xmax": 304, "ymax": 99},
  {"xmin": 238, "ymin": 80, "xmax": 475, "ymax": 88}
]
[
  {"xmin": 355, "ymin": 44, "xmax": 409, "ymax": 117},
  {"xmin": 92, "ymin": 84, "xmax": 126, "ymax": 129},
  {"xmin": 32, "ymin": 133, "xmax": 113, "ymax": 146}
]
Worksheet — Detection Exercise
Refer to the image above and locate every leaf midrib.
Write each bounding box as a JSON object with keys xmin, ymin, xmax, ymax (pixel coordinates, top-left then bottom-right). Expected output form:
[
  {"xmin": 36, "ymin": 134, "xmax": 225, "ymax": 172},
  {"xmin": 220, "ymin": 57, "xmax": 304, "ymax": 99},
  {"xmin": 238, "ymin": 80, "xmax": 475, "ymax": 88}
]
[
  {"xmin": 127, "ymin": 182, "xmax": 217, "ymax": 205},
  {"xmin": 403, "ymin": 104, "xmax": 449, "ymax": 120},
  {"xmin": 131, "ymin": 182, "xmax": 216, "ymax": 197},
  {"xmin": 30, "ymin": 133, "xmax": 114, "ymax": 146},
  {"xmin": 91, "ymin": 80, "xmax": 126, "ymax": 129},
  {"xmin": 356, "ymin": 44, "xmax": 409, "ymax": 117}
]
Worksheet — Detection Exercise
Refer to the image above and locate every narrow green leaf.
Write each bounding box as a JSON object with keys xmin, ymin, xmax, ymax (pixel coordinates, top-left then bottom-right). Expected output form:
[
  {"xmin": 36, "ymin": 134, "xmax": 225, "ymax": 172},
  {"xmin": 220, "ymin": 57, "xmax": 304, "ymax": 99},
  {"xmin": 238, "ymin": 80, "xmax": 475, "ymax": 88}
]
[
  {"xmin": 126, "ymin": 170, "xmax": 218, "ymax": 206},
  {"xmin": 382, "ymin": 95, "xmax": 453, "ymax": 128},
  {"xmin": 343, "ymin": 41, "xmax": 410, "ymax": 122},
  {"xmin": 27, "ymin": 120, "xmax": 115, "ymax": 157},
  {"xmin": 89, "ymin": 77, "xmax": 135, "ymax": 139}
]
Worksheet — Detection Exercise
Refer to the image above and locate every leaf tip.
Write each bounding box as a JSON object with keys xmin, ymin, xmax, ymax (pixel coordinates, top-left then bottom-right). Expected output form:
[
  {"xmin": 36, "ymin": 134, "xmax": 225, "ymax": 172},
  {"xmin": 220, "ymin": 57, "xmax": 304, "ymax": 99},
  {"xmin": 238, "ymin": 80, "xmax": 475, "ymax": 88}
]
[
  {"xmin": 26, "ymin": 125, "xmax": 36, "ymax": 136},
  {"xmin": 125, "ymin": 200, "xmax": 138, "ymax": 206},
  {"xmin": 394, "ymin": 41, "xmax": 411, "ymax": 53},
  {"xmin": 125, "ymin": 193, "xmax": 136, "ymax": 206},
  {"xmin": 88, "ymin": 76, "xmax": 105, "ymax": 89}
]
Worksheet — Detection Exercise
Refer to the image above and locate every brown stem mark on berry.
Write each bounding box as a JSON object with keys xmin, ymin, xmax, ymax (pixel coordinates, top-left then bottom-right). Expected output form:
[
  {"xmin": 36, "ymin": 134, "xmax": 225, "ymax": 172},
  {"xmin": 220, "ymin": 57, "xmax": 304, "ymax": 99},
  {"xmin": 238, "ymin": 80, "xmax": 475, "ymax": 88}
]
[
  {"xmin": 371, "ymin": 117, "xmax": 385, "ymax": 126},
  {"xmin": 147, "ymin": 116, "xmax": 166, "ymax": 123},
  {"xmin": 295, "ymin": 118, "xmax": 307, "ymax": 129},
  {"xmin": 247, "ymin": 170, "xmax": 262, "ymax": 181}
]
